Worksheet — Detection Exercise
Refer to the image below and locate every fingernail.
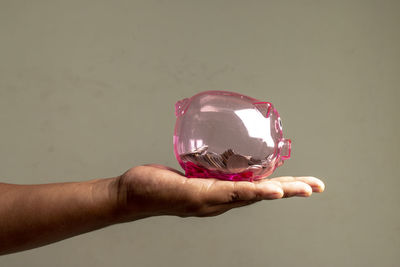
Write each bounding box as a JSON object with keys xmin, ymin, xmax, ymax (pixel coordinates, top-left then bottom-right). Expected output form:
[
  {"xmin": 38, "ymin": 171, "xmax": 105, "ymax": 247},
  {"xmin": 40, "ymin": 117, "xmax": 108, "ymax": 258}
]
[
  {"xmin": 318, "ymin": 181, "xmax": 325, "ymax": 192},
  {"xmin": 299, "ymin": 186, "xmax": 312, "ymax": 197},
  {"xmin": 314, "ymin": 180, "xmax": 325, "ymax": 192}
]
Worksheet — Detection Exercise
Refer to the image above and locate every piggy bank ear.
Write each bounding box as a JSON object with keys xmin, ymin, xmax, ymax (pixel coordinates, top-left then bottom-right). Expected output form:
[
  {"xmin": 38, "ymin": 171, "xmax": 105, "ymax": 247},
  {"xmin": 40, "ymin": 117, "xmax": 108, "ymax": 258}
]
[
  {"xmin": 253, "ymin": 102, "xmax": 272, "ymax": 118},
  {"xmin": 175, "ymin": 98, "xmax": 190, "ymax": 117}
]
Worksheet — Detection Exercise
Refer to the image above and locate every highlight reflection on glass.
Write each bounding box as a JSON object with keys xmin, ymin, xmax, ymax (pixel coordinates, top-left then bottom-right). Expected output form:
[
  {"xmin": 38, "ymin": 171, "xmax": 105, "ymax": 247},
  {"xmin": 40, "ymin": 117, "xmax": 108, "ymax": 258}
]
[{"xmin": 234, "ymin": 109, "xmax": 274, "ymax": 146}]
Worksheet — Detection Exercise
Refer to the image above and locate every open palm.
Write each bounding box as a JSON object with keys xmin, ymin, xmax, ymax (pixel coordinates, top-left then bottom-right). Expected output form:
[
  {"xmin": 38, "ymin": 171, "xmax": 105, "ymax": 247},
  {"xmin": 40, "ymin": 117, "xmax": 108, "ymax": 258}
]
[{"xmin": 115, "ymin": 164, "xmax": 325, "ymax": 221}]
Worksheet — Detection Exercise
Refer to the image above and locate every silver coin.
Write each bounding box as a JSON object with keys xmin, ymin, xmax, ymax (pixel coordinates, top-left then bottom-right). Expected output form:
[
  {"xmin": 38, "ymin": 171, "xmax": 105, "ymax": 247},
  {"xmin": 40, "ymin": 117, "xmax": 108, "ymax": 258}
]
[
  {"xmin": 221, "ymin": 149, "xmax": 235, "ymax": 164},
  {"xmin": 248, "ymin": 164, "xmax": 263, "ymax": 174},
  {"xmin": 250, "ymin": 164, "xmax": 263, "ymax": 169},
  {"xmin": 196, "ymin": 154, "xmax": 212, "ymax": 168},
  {"xmin": 226, "ymin": 154, "xmax": 250, "ymax": 173},
  {"xmin": 203, "ymin": 153, "xmax": 216, "ymax": 168},
  {"xmin": 248, "ymin": 164, "xmax": 263, "ymax": 170},
  {"xmin": 249, "ymin": 157, "xmax": 262, "ymax": 165},
  {"xmin": 203, "ymin": 154, "xmax": 215, "ymax": 167},
  {"xmin": 209, "ymin": 153, "xmax": 225, "ymax": 168},
  {"xmin": 193, "ymin": 145, "xmax": 208, "ymax": 154},
  {"xmin": 180, "ymin": 153, "xmax": 194, "ymax": 162},
  {"xmin": 213, "ymin": 155, "xmax": 226, "ymax": 168},
  {"xmin": 181, "ymin": 147, "xmax": 266, "ymax": 174}
]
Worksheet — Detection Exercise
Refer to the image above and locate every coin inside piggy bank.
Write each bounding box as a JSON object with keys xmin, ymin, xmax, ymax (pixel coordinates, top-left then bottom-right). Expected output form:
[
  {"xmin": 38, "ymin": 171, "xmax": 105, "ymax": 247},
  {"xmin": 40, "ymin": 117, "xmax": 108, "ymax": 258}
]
[{"xmin": 173, "ymin": 90, "xmax": 291, "ymax": 181}]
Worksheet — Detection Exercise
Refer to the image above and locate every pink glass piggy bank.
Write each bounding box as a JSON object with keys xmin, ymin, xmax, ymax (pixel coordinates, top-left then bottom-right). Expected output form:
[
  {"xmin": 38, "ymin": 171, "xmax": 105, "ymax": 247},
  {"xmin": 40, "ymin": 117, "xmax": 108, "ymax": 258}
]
[{"xmin": 173, "ymin": 90, "xmax": 291, "ymax": 181}]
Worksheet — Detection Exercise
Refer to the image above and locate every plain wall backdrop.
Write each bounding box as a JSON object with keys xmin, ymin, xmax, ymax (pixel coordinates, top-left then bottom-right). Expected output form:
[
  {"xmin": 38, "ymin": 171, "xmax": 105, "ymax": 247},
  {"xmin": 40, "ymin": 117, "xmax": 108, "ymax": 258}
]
[{"xmin": 0, "ymin": 1, "xmax": 399, "ymax": 266}]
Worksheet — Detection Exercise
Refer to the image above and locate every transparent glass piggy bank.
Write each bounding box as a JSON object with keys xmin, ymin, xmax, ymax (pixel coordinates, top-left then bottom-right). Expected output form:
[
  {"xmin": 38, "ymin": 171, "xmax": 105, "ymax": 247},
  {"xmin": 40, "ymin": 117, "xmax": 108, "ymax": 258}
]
[{"xmin": 173, "ymin": 90, "xmax": 291, "ymax": 181}]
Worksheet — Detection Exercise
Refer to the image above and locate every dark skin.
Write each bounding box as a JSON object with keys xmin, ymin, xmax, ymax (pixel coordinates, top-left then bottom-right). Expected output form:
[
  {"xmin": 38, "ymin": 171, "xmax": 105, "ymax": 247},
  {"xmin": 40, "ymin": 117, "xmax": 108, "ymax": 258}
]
[{"xmin": 0, "ymin": 164, "xmax": 325, "ymax": 255}]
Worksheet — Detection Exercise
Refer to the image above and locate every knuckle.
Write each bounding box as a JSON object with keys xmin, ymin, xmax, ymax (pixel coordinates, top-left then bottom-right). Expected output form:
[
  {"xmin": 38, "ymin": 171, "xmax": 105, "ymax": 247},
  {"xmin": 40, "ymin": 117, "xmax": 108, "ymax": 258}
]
[
  {"xmin": 229, "ymin": 191, "xmax": 241, "ymax": 202},
  {"xmin": 253, "ymin": 192, "xmax": 263, "ymax": 201},
  {"xmin": 185, "ymin": 198, "xmax": 204, "ymax": 215}
]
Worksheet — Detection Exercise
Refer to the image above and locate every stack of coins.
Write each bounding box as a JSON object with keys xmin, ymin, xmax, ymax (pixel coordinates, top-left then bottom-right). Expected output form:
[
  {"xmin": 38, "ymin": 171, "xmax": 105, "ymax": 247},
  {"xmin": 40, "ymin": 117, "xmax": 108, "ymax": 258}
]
[{"xmin": 180, "ymin": 145, "xmax": 265, "ymax": 173}]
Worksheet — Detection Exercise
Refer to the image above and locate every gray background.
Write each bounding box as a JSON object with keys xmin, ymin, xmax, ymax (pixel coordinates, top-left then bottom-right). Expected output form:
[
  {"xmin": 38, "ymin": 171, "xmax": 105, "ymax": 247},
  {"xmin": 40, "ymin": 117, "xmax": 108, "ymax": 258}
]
[{"xmin": 0, "ymin": 1, "xmax": 399, "ymax": 266}]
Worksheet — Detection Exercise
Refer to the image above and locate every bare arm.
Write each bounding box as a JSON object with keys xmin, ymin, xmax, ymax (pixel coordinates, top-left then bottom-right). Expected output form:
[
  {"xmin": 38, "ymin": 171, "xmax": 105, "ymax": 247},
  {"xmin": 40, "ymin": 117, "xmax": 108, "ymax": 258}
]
[
  {"xmin": 0, "ymin": 164, "xmax": 325, "ymax": 255},
  {"xmin": 0, "ymin": 177, "xmax": 119, "ymax": 255}
]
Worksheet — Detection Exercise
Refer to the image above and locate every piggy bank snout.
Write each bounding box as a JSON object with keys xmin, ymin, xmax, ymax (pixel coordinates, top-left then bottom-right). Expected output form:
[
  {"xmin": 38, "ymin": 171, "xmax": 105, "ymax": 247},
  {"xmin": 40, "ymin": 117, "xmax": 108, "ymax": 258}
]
[{"xmin": 279, "ymin": 138, "xmax": 291, "ymax": 160}]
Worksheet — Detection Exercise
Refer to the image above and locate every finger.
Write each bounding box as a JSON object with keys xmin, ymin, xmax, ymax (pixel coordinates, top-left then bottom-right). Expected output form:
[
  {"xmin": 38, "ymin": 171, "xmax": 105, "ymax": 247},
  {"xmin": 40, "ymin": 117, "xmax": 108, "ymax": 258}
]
[
  {"xmin": 269, "ymin": 176, "xmax": 325, "ymax": 193},
  {"xmin": 279, "ymin": 181, "xmax": 313, "ymax": 198},
  {"xmin": 254, "ymin": 181, "xmax": 284, "ymax": 200},
  {"xmin": 295, "ymin": 177, "xmax": 325, "ymax": 193},
  {"xmin": 200, "ymin": 180, "xmax": 284, "ymax": 205},
  {"xmin": 197, "ymin": 200, "xmax": 258, "ymax": 217}
]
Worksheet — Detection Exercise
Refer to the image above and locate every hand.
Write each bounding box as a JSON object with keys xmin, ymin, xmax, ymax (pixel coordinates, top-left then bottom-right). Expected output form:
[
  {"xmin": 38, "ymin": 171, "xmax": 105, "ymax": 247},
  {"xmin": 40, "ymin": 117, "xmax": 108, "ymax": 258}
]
[
  {"xmin": 114, "ymin": 164, "xmax": 325, "ymax": 222},
  {"xmin": 0, "ymin": 165, "xmax": 325, "ymax": 254}
]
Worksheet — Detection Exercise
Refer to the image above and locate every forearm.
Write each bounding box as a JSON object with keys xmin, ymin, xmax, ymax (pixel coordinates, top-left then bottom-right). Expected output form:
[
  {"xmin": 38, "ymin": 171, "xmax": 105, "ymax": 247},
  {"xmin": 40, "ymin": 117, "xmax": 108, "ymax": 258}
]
[
  {"xmin": 0, "ymin": 177, "xmax": 120, "ymax": 255},
  {"xmin": 0, "ymin": 165, "xmax": 325, "ymax": 255}
]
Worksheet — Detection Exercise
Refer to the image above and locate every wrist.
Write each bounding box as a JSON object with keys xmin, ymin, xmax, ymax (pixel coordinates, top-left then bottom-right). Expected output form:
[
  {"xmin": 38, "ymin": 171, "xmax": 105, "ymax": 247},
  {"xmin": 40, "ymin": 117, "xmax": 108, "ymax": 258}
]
[
  {"xmin": 109, "ymin": 168, "xmax": 157, "ymax": 223},
  {"xmin": 87, "ymin": 176, "xmax": 123, "ymax": 225}
]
